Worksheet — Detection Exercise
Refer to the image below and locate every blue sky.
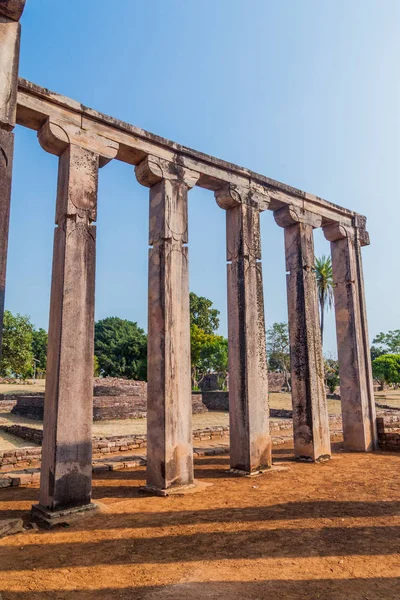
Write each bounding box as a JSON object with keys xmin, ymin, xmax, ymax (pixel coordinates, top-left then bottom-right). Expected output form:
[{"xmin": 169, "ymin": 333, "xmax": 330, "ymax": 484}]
[{"xmin": 7, "ymin": 0, "xmax": 400, "ymax": 354}]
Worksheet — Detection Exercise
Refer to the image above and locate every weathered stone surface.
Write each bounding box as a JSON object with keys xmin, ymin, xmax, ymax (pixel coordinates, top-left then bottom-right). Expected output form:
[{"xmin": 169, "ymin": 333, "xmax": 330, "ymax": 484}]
[
  {"xmin": 274, "ymin": 206, "xmax": 331, "ymax": 461},
  {"xmin": 135, "ymin": 156, "xmax": 199, "ymax": 492},
  {"xmin": 0, "ymin": 518, "xmax": 24, "ymax": 538},
  {"xmin": 39, "ymin": 138, "xmax": 106, "ymax": 512},
  {"xmin": 0, "ymin": 16, "xmax": 21, "ymax": 128},
  {"xmin": 0, "ymin": 1, "xmax": 26, "ymax": 21},
  {"xmin": 324, "ymin": 222, "xmax": 377, "ymax": 451},
  {"xmin": 0, "ymin": 129, "xmax": 13, "ymax": 353},
  {"xmin": 215, "ymin": 184, "xmax": 271, "ymax": 473},
  {"xmin": 0, "ymin": 2, "xmax": 24, "ymax": 360}
]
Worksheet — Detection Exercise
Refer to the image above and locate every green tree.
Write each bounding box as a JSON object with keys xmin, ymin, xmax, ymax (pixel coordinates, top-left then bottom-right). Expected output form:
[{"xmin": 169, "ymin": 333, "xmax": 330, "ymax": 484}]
[
  {"xmin": 94, "ymin": 317, "xmax": 147, "ymax": 380},
  {"xmin": 324, "ymin": 357, "xmax": 340, "ymax": 394},
  {"xmin": 0, "ymin": 310, "xmax": 34, "ymax": 378},
  {"xmin": 372, "ymin": 354, "xmax": 400, "ymax": 389},
  {"xmin": 267, "ymin": 322, "xmax": 291, "ymax": 391},
  {"xmin": 189, "ymin": 292, "xmax": 220, "ymax": 335},
  {"xmin": 32, "ymin": 327, "xmax": 47, "ymax": 376},
  {"xmin": 190, "ymin": 324, "xmax": 228, "ymax": 389},
  {"xmin": 93, "ymin": 355, "xmax": 100, "ymax": 377},
  {"xmin": 370, "ymin": 345, "xmax": 385, "ymax": 362},
  {"xmin": 372, "ymin": 330, "xmax": 400, "ymax": 354},
  {"xmin": 315, "ymin": 255, "xmax": 334, "ymax": 345}
]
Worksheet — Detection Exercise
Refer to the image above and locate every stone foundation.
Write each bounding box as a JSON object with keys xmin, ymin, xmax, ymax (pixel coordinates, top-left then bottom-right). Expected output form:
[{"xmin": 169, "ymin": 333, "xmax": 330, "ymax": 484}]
[
  {"xmin": 0, "ymin": 417, "xmax": 343, "ymax": 471},
  {"xmin": 377, "ymin": 416, "xmax": 400, "ymax": 451}
]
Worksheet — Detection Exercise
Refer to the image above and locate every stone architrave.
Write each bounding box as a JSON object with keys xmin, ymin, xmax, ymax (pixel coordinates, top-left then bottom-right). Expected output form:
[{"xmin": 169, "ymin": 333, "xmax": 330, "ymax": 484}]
[
  {"xmin": 215, "ymin": 183, "xmax": 272, "ymax": 474},
  {"xmin": 274, "ymin": 206, "xmax": 331, "ymax": 461},
  {"xmin": 324, "ymin": 220, "xmax": 377, "ymax": 451},
  {"xmin": 0, "ymin": 0, "xmax": 26, "ymax": 354},
  {"xmin": 135, "ymin": 155, "xmax": 199, "ymax": 494},
  {"xmin": 33, "ymin": 119, "xmax": 118, "ymax": 516}
]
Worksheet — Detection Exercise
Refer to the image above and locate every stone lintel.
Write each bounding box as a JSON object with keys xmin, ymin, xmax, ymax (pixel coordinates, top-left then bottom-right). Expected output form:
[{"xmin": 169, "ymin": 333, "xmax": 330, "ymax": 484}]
[
  {"xmin": 135, "ymin": 154, "xmax": 199, "ymax": 188},
  {"xmin": 38, "ymin": 118, "xmax": 119, "ymax": 167},
  {"xmin": 274, "ymin": 205, "xmax": 322, "ymax": 229},
  {"xmin": 214, "ymin": 182, "xmax": 270, "ymax": 212},
  {"xmin": 0, "ymin": 1, "xmax": 26, "ymax": 21}
]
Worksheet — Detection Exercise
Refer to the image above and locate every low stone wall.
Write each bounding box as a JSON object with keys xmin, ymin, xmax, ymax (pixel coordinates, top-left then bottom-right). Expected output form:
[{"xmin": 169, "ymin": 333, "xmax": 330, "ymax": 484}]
[
  {"xmin": 0, "ymin": 397, "xmax": 18, "ymax": 412},
  {"xmin": 11, "ymin": 389, "xmax": 208, "ymax": 420},
  {"xmin": 0, "ymin": 419, "xmax": 298, "ymax": 470},
  {"xmin": 377, "ymin": 415, "xmax": 400, "ymax": 451}
]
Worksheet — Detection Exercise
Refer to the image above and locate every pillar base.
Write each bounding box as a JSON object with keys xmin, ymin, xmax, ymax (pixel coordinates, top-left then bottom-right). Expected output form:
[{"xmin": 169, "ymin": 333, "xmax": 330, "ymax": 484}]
[
  {"xmin": 31, "ymin": 502, "xmax": 99, "ymax": 529},
  {"xmin": 139, "ymin": 480, "xmax": 212, "ymax": 497}
]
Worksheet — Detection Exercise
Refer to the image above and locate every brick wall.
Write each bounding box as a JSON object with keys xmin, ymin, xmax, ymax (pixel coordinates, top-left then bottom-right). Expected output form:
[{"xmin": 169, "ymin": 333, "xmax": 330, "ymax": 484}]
[{"xmin": 377, "ymin": 416, "xmax": 400, "ymax": 451}]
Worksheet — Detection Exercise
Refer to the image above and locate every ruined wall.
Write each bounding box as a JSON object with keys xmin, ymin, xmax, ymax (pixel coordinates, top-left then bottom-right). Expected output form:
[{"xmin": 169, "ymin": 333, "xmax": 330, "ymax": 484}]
[
  {"xmin": 200, "ymin": 372, "xmax": 286, "ymax": 392},
  {"xmin": 377, "ymin": 416, "xmax": 400, "ymax": 451}
]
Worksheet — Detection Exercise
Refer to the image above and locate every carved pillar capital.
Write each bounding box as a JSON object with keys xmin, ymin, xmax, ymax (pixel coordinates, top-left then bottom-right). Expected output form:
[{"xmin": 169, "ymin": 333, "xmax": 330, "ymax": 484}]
[
  {"xmin": 323, "ymin": 222, "xmax": 354, "ymax": 242},
  {"xmin": 135, "ymin": 155, "xmax": 199, "ymax": 188},
  {"xmin": 38, "ymin": 118, "xmax": 119, "ymax": 167},
  {"xmin": 323, "ymin": 217, "xmax": 370, "ymax": 247},
  {"xmin": 274, "ymin": 205, "xmax": 322, "ymax": 229},
  {"xmin": 214, "ymin": 183, "xmax": 270, "ymax": 212},
  {"xmin": 0, "ymin": 0, "xmax": 26, "ymax": 21}
]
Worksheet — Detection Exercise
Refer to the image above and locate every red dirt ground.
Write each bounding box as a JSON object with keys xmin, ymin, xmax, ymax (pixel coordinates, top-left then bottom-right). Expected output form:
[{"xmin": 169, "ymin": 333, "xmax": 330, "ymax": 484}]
[{"xmin": 0, "ymin": 441, "xmax": 399, "ymax": 599}]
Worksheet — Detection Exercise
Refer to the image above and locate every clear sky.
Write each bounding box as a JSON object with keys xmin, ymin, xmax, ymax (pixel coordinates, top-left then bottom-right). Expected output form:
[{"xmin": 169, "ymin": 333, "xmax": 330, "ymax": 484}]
[{"xmin": 7, "ymin": 0, "xmax": 400, "ymax": 355}]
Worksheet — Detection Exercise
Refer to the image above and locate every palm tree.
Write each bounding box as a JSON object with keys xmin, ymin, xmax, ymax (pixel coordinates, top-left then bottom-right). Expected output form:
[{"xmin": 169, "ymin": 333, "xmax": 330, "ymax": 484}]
[{"xmin": 314, "ymin": 255, "xmax": 334, "ymax": 345}]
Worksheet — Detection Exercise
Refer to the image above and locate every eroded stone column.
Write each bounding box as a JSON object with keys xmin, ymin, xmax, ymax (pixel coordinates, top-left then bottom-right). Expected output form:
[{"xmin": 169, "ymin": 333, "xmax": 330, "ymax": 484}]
[
  {"xmin": 324, "ymin": 219, "xmax": 377, "ymax": 451},
  {"xmin": 32, "ymin": 119, "xmax": 118, "ymax": 525},
  {"xmin": 135, "ymin": 156, "xmax": 199, "ymax": 494},
  {"xmin": 0, "ymin": 1, "xmax": 26, "ymax": 353},
  {"xmin": 274, "ymin": 206, "xmax": 331, "ymax": 461},
  {"xmin": 215, "ymin": 184, "xmax": 271, "ymax": 474}
]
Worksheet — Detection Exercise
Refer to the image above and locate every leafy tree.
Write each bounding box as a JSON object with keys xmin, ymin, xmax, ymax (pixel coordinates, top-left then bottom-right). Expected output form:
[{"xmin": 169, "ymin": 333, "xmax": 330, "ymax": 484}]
[
  {"xmin": 190, "ymin": 292, "xmax": 220, "ymax": 335},
  {"xmin": 94, "ymin": 317, "xmax": 147, "ymax": 380},
  {"xmin": 32, "ymin": 328, "xmax": 47, "ymax": 376},
  {"xmin": 370, "ymin": 345, "xmax": 385, "ymax": 362},
  {"xmin": 267, "ymin": 322, "xmax": 291, "ymax": 391},
  {"xmin": 0, "ymin": 310, "xmax": 34, "ymax": 378},
  {"xmin": 315, "ymin": 255, "xmax": 334, "ymax": 345},
  {"xmin": 324, "ymin": 357, "xmax": 339, "ymax": 394},
  {"xmin": 93, "ymin": 355, "xmax": 100, "ymax": 377},
  {"xmin": 372, "ymin": 354, "xmax": 400, "ymax": 389},
  {"xmin": 372, "ymin": 330, "xmax": 400, "ymax": 354},
  {"xmin": 190, "ymin": 324, "xmax": 228, "ymax": 390}
]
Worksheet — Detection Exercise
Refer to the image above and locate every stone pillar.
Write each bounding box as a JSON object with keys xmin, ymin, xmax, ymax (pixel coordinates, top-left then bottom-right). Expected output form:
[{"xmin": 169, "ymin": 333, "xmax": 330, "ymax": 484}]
[
  {"xmin": 323, "ymin": 219, "xmax": 377, "ymax": 451},
  {"xmin": 274, "ymin": 206, "xmax": 331, "ymax": 461},
  {"xmin": 135, "ymin": 156, "xmax": 199, "ymax": 494},
  {"xmin": 32, "ymin": 119, "xmax": 118, "ymax": 525},
  {"xmin": 215, "ymin": 184, "xmax": 271, "ymax": 474},
  {"xmin": 0, "ymin": 1, "xmax": 26, "ymax": 353}
]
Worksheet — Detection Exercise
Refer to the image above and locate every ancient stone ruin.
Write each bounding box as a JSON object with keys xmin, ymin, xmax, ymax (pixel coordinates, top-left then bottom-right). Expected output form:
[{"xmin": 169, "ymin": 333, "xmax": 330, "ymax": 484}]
[{"xmin": 0, "ymin": 1, "xmax": 377, "ymax": 525}]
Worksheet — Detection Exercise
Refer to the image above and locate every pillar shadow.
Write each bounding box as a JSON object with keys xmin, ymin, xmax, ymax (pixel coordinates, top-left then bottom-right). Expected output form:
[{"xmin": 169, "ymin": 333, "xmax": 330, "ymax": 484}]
[
  {"xmin": 2, "ymin": 578, "xmax": 400, "ymax": 600},
  {"xmin": 0, "ymin": 525, "xmax": 398, "ymax": 570}
]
